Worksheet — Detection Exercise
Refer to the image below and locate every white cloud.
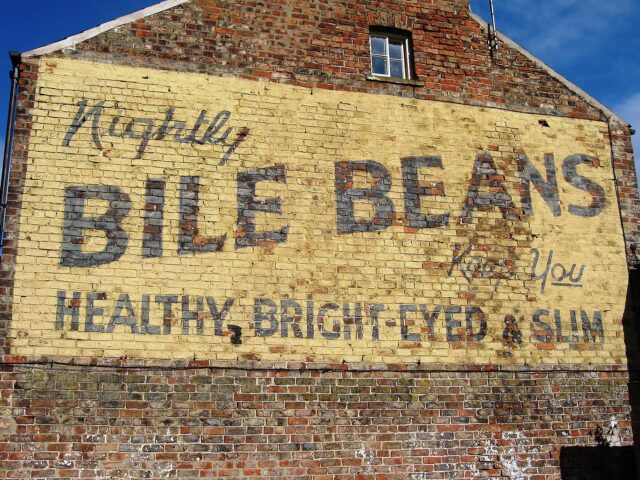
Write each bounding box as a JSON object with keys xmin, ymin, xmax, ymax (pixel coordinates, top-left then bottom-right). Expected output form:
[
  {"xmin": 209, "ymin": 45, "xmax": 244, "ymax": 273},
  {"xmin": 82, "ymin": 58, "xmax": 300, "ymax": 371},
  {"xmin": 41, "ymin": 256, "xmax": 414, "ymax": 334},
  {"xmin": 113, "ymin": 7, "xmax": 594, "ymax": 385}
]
[
  {"xmin": 494, "ymin": 0, "xmax": 635, "ymax": 65},
  {"xmin": 614, "ymin": 93, "xmax": 640, "ymax": 176}
]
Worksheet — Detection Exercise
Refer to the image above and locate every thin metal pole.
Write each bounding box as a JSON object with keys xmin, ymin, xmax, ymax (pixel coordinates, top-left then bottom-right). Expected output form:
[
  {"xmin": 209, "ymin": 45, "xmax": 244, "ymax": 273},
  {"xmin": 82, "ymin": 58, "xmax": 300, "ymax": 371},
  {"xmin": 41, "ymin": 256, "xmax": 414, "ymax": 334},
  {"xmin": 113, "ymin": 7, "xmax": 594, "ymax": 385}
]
[
  {"xmin": 0, "ymin": 52, "xmax": 21, "ymax": 259},
  {"xmin": 489, "ymin": 0, "xmax": 498, "ymax": 50}
]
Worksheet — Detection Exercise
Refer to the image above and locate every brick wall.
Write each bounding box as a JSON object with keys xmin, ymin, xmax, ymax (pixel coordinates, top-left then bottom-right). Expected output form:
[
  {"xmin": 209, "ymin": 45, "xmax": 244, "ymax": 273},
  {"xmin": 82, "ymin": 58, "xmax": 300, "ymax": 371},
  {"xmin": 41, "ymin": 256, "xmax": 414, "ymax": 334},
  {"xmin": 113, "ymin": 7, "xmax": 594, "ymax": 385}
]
[
  {"xmin": 0, "ymin": 363, "xmax": 633, "ymax": 479},
  {"xmin": 0, "ymin": 58, "xmax": 39, "ymax": 356},
  {"xmin": 28, "ymin": 0, "xmax": 640, "ymax": 270},
  {"xmin": 66, "ymin": 0, "xmax": 603, "ymax": 120},
  {"xmin": 2, "ymin": 57, "xmax": 629, "ymax": 365},
  {"xmin": 0, "ymin": 0, "xmax": 638, "ymax": 478},
  {"xmin": 609, "ymin": 119, "xmax": 640, "ymax": 260}
]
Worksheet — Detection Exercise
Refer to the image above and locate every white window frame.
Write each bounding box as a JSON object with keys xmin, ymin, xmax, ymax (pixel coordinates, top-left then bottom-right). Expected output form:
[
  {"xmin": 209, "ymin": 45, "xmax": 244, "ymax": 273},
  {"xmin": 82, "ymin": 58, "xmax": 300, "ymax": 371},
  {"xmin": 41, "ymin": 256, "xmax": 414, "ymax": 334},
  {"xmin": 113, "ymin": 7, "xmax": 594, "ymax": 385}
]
[{"xmin": 369, "ymin": 32, "xmax": 413, "ymax": 80}]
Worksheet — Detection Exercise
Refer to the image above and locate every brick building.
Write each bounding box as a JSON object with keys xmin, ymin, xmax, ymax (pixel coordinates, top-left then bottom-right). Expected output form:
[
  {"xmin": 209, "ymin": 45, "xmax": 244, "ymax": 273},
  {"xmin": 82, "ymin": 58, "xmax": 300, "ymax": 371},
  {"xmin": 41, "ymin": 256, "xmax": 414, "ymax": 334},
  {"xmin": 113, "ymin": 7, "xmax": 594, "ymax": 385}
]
[{"xmin": 0, "ymin": 0, "xmax": 639, "ymax": 478}]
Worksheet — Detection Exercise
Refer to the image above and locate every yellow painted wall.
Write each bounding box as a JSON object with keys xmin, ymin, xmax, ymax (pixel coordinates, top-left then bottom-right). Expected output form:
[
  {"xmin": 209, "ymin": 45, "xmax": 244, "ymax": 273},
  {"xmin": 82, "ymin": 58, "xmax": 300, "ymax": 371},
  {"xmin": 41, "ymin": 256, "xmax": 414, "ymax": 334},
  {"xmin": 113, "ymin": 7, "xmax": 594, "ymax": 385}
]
[{"xmin": 8, "ymin": 58, "xmax": 628, "ymax": 364}]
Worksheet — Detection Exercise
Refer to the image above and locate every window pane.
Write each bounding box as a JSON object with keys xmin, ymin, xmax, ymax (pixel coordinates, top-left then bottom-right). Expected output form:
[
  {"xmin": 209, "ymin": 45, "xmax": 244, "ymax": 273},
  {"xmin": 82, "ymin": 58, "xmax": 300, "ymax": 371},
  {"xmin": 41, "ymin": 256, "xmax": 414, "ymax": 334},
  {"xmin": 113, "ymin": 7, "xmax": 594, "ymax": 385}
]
[
  {"xmin": 390, "ymin": 60, "xmax": 404, "ymax": 78},
  {"xmin": 389, "ymin": 41, "xmax": 404, "ymax": 60},
  {"xmin": 370, "ymin": 36, "xmax": 386, "ymax": 55},
  {"xmin": 372, "ymin": 56, "xmax": 388, "ymax": 75}
]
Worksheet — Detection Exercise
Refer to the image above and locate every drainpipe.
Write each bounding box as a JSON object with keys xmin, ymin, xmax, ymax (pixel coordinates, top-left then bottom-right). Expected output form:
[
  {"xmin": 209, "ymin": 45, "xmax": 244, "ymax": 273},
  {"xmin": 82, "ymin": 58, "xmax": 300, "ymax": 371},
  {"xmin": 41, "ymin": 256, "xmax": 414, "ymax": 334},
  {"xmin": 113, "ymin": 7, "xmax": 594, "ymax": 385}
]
[{"xmin": 0, "ymin": 51, "xmax": 22, "ymax": 260}]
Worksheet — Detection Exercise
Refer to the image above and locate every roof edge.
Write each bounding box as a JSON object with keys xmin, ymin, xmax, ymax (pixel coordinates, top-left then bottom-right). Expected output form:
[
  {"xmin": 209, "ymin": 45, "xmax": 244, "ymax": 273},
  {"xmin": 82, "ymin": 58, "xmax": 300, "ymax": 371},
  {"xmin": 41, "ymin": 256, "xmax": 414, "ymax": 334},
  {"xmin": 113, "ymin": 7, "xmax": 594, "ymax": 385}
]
[
  {"xmin": 22, "ymin": 0, "xmax": 190, "ymax": 58},
  {"xmin": 469, "ymin": 11, "xmax": 629, "ymax": 127}
]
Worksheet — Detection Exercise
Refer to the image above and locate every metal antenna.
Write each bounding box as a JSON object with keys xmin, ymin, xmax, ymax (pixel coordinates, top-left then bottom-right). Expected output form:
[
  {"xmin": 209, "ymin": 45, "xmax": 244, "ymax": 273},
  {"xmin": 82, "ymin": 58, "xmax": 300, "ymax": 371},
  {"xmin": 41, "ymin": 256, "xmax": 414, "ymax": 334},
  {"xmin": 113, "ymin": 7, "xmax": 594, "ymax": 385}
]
[{"xmin": 488, "ymin": 0, "xmax": 499, "ymax": 53}]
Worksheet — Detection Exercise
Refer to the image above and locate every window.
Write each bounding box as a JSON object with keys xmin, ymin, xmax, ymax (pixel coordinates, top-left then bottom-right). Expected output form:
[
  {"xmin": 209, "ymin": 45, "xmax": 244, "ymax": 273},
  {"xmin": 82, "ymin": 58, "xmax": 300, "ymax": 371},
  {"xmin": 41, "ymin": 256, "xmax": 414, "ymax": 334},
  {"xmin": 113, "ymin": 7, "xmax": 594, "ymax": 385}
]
[{"xmin": 369, "ymin": 28, "xmax": 413, "ymax": 80}]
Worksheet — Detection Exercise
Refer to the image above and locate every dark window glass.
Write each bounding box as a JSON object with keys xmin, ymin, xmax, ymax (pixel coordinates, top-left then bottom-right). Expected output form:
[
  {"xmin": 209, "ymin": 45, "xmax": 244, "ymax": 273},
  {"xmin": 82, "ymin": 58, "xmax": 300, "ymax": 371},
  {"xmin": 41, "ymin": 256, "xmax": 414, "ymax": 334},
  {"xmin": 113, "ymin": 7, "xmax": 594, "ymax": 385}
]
[
  {"xmin": 372, "ymin": 56, "xmax": 388, "ymax": 76},
  {"xmin": 390, "ymin": 60, "xmax": 404, "ymax": 78},
  {"xmin": 371, "ymin": 36, "xmax": 386, "ymax": 56}
]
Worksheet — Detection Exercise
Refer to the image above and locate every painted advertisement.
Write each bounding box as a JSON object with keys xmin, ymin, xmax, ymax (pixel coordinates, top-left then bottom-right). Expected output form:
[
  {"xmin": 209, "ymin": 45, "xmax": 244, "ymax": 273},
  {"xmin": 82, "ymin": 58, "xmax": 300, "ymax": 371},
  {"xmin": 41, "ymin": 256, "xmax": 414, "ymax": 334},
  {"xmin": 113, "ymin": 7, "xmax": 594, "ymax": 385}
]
[{"xmin": 9, "ymin": 58, "xmax": 628, "ymax": 364}]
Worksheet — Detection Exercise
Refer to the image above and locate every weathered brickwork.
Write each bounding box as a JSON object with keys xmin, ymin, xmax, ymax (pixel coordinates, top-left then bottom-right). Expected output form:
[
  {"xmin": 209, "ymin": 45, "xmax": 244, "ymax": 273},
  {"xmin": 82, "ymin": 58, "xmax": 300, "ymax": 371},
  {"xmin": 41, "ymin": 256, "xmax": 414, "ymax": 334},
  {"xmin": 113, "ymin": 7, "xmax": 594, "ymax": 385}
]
[
  {"xmin": 0, "ymin": 0, "xmax": 638, "ymax": 478},
  {"xmin": 59, "ymin": 0, "xmax": 640, "ymax": 256},
  {"xmin": 609, "ymin": 120, "xmax": 640, "ymax": 261},
  {"xmin": 0, "ymin": 58, "xmax": 40, "ymax": 357},
  {"xmin": 0, "ymin": 364, "xmax": 633, "ymax": 479},
  {"xmin": 6, "ymin": 58, "xmax": 628, "ymax": 364},
  {"xmin": 64, "ymin": 0, "xmax": 603, "ymax": 120}
]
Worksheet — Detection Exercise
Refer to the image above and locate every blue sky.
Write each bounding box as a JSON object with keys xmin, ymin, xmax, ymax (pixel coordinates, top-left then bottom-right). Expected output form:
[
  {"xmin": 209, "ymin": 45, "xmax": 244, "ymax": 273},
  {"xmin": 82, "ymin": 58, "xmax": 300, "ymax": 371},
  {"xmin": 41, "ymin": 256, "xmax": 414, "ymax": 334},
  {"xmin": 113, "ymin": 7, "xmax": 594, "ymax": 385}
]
[
  {"xmin": 0, "ymin": 0, "xmax": 638, "ymax": 175},
  {"xmin": 470, "ymin": 0, "xmax": 640, "ymax": 174}
]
